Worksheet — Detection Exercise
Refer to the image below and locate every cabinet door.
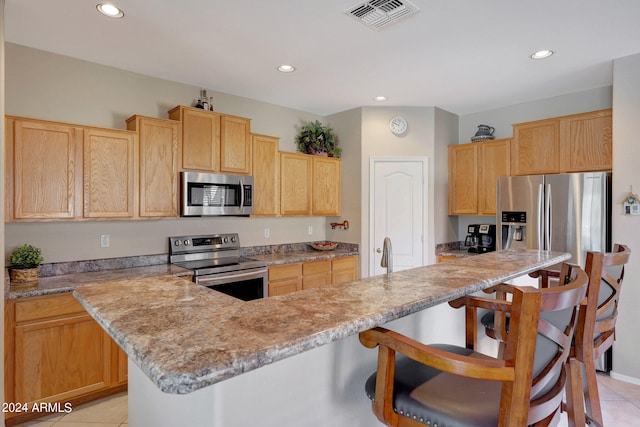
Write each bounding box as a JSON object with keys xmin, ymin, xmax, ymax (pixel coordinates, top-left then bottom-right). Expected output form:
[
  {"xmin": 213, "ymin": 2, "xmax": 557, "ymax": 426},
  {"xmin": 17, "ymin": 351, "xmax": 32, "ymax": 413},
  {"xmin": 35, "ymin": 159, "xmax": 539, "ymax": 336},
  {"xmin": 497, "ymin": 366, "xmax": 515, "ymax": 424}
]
[
  {"xmin": 512, "ymin": 118, "xmax": 560, "ymax": 175},
  {"xmin": 83, "ymin": 127, "xmax": 137, "ymax": 218},
  {"xmin": 128, "ymin": 116, "xmax": 180, "ymax": 217},
  {"xmin": 178, "ymin": 107, "xmax": 220, "ymax": 171},
  {"xmin": 312, "ymin": 157, "xmax": 341, "ymax": 216},
  {"xmin": 302, "ymin": 260, "xmax": 331, "ymax": 290},
  {"xmin": 478, "ymin": 139, "xmax": 511, "ymax": 216},
  {"xmin": 560, "ymin": 109, "xmax": 612, "ymax": 172},
  {"xmin": 268, "ymin": 263, "xmax": 301, "ymax": 296},
  {"xmin": 280, "ymin": 152, "xmax": 312, "ymax": 215},
  {"xmin": 10, "ymin": 118, "xmax": 83, "ymax": 219},
  {"xmin": 14, "ymin": 314, "xmax": 112, "ymax": 403},
  {"xmin": 220, "ymin": 115, "xmax": 251, "ymax": 174},
  {"xmin": 331, "ymin": 256, "xmax": 358, "ymax": 285},
  {"xmin": 448, "ymin": 144, "xmax": 478, "ymax": 215},
  {"xmin": 251, "ymin": 134, "xmax": 280, "ymax": 215}
]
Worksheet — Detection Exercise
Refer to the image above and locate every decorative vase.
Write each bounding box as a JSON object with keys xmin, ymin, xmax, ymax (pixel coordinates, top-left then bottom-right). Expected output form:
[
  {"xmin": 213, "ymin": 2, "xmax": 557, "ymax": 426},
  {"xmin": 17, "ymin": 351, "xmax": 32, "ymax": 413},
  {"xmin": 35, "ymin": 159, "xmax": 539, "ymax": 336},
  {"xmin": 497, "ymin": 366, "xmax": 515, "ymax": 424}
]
[{"xmin": 10, "ymin": 268, "xmax": 39, "ymax": 283}]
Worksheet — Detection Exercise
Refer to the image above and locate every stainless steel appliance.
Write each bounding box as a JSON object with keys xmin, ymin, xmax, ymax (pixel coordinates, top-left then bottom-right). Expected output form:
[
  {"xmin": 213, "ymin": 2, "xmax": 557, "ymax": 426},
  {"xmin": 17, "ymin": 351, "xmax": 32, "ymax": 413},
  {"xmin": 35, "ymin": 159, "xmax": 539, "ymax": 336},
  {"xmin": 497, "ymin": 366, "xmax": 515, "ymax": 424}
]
[
  {"xmin": 181, "ymin": 171, "xmax": 254, "ymax": 216},
  {"xmin": 465, "ymin": 224, "xmax": 496, "ymax": 253},
  {"xmin": 497, "ymin": 172, "xmax": 612, "ymax": 370},
  {"xmin": 169, "ymin": 233, "xmax": 267, "ymax": 301}
]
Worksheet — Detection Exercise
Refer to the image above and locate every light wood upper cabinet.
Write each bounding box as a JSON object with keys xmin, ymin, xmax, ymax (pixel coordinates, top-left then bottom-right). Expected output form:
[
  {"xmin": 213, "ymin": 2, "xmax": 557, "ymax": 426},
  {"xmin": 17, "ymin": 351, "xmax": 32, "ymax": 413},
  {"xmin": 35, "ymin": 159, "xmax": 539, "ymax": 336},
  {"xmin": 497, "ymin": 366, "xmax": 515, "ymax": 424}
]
[
  {"xmin": 251, "ymin": 134, "xmax": 280, "ymax": 216},
  {"xmin": 4, "ymin": 293, "xmax": 126, "ymax": 423},
  {"xmin": 220, "ymin": 115, "xmax": 251, "ymax": 174},
  {"xmin": 169, "ymin": 106, "xmax": 220, "ymax": 171},
  {"xmin": 280, "ymin": 152, "xmax": 312, "ymax": 215},
  {"xmin": 83, "ymin": 127, "xmax": 137, "ymax": 218},
  {"xmin": 560, "ymin": 109, "xmax": 612, "ymax": 172},
  {"xmin": 6, "ymin": 117, "xmax": 83, "ymax": 220},
  {"xmin": 511, "ymin": 109, "xmax": 612, "ymax": 175},
  {"xmin": 312, "ymin": 157, "xmax": 341, "ymax": 216},
  {"xmin": 448, "ymin": 143, "xmax": 478, "ymax": 215},
  {"xmin": 126, "ymin": 115, "xmax": 180, "ymax": 218},
  {"xmin": 512, "ymin": 118, "xmax": 560, "ymax": 175},
  {"xmin": 168, "ymin": 106, "xmax": 251, "ymax": 174},
  {"xmin": 478, "ymin": 138, "xmax": 511, "ymax": 215},
  {"xmin": 448, "ymin": 139, "xmax": 510, "ymax": 216}
]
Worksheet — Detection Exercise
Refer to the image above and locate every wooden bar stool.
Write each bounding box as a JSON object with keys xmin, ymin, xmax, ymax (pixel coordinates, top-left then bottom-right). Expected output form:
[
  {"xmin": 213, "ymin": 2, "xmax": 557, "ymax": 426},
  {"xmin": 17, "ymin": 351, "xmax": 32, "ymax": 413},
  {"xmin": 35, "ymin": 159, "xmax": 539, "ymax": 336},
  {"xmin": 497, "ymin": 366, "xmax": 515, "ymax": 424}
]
[
  {"xmin": 359, "ymin": 263, "xmax": 588, "ymax": 427},
  {"xmin": 482, "ymin": 244, "xmax": 631, "ymax": 426}
]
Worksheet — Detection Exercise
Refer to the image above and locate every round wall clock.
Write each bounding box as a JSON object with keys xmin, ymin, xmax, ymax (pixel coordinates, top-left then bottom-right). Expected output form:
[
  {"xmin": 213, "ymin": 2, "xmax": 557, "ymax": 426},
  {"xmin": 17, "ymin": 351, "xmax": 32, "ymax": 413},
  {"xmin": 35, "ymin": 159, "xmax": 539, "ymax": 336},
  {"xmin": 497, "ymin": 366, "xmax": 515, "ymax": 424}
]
[{"xmin": 389, "ymin": 116, "xmax": 408, "ymax": 136}]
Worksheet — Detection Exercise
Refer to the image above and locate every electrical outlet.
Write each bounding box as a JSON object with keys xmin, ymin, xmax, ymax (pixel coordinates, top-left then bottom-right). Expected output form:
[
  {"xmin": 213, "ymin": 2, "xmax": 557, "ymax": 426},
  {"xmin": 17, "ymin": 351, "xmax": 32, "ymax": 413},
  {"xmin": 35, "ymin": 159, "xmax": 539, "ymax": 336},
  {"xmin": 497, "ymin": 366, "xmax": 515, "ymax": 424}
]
[
  {"xmin": 100, "ymin": 234, "xmax": 110, "ymax": 248},
  {"xmin": 308, "ymin": 225, "xmax": 313, "ymax": 235},
  {"xmin": 264, "ymin": 228, "xmax": 270, "ymax": 238}
]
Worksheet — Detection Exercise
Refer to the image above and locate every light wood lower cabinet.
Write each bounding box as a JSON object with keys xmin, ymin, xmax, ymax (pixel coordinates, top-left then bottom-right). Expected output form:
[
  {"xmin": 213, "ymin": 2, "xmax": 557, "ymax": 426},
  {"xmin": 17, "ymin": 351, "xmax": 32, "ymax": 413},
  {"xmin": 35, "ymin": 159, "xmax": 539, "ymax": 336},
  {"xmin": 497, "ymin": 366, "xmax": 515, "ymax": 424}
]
[
  {"xmin": 268, "ymin": 256, "xmax": 359, "ymax": 296},
  {"xmin": 302, "ymin": 260, "xmax": 331, "ymax": 290},
  {"xmin": 268, "ymin": 263, "xmax": 302, "ymax": 296},
  {"xmin": 5, "ymin": 293, "xmax": 127, "ymax": 424}
]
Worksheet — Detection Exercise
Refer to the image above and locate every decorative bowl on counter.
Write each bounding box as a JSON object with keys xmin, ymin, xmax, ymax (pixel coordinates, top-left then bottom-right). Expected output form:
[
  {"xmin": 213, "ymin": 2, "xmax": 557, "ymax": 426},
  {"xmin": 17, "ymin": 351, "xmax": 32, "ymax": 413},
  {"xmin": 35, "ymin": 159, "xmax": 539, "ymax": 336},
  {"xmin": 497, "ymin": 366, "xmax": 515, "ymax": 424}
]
[{"xmin": 310, "ymin": 242, "xmax": 339, "ymax": 251}]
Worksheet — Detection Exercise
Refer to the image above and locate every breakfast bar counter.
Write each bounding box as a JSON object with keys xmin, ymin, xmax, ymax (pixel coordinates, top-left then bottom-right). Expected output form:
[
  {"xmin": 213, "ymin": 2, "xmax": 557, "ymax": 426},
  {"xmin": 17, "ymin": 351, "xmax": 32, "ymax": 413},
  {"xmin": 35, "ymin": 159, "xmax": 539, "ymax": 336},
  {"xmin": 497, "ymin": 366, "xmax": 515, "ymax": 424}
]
[{"xmin": 73, "ymin": 249, "xmax": 569, "ymax": 427}]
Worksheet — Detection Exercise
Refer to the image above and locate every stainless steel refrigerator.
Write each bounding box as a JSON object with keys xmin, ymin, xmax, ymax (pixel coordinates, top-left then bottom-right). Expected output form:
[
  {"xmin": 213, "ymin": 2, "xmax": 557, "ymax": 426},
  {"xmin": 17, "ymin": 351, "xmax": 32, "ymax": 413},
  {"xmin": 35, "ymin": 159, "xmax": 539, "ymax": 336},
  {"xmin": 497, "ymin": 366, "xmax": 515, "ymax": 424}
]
[{"xmin": 497, "ymin": 171, "xmax": 612, "ymax": 370}]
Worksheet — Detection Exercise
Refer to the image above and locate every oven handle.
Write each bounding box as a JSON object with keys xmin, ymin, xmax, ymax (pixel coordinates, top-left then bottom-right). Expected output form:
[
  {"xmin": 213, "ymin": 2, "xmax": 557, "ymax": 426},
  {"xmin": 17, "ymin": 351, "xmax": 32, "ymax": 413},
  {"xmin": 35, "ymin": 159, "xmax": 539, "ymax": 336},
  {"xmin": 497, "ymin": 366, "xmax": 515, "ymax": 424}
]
[{"xmin": 195, "ymin": 268, "xmax": 267, "ymax": 286}]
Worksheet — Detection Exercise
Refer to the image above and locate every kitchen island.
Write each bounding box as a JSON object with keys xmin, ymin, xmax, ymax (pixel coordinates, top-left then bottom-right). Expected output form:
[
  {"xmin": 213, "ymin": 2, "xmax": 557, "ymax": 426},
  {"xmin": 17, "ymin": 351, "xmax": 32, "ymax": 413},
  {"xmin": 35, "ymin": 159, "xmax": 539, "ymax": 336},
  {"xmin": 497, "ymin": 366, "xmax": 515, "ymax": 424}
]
[{"xmin": 73, "ymin": 249, "xmax": 569, "ymax": 427}]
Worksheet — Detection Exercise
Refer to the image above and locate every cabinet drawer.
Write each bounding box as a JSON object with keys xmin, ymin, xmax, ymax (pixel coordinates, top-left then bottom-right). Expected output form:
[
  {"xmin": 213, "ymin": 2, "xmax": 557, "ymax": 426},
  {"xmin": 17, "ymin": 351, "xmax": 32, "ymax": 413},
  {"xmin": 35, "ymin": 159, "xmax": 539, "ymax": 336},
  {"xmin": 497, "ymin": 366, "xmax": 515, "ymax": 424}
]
[
  {"xmin": 269, "ymin": 263, "xmax": 301, "ymax": 281},
  {"xmin": 303, "ymin": 259, "xmax": 331, "ymax": 275},
  {"xmin": 332, "ymin": 256, "xmax": 357, "ymax": 271},
  {"xmin": 14, "ymin": 293, "xmax": 86, "ymax": 324}
]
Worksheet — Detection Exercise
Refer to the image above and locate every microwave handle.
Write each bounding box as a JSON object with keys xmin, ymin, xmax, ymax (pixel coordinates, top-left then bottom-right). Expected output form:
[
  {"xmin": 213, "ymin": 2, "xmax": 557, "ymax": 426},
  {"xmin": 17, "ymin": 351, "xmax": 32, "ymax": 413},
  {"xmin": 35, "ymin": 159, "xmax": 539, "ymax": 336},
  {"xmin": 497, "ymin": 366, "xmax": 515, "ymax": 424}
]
[{"xmin": 239, "ymin": 179, "xmax": 245, "ymax": 209}]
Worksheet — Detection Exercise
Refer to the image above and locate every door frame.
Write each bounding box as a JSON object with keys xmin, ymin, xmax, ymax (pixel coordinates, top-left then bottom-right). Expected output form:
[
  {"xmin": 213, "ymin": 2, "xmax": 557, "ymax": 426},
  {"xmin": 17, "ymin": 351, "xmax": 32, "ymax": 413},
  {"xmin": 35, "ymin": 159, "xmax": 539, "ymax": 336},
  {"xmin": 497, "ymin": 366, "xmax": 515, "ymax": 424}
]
[{"xmin": 369, "ymin": 156, "xmax": 429, "ymax": 276}]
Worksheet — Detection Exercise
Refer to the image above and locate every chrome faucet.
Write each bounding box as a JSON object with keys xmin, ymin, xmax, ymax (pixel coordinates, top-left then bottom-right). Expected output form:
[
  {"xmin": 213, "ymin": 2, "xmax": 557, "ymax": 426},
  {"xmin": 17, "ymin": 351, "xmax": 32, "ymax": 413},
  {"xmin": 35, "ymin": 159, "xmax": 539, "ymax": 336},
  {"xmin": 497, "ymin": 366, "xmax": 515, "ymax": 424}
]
[{"xmin": 380, "ymin": 237, "xmax": 393, "ymax": 274}]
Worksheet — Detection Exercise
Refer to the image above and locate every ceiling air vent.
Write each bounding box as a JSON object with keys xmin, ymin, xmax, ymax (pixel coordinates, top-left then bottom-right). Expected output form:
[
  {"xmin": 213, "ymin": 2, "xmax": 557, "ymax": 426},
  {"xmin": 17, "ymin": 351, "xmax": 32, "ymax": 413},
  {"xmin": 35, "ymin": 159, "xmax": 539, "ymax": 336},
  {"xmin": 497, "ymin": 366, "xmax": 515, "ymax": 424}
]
[{"xmin": 346, "ymin": 0, "xmax": 419, "ymax": 30}]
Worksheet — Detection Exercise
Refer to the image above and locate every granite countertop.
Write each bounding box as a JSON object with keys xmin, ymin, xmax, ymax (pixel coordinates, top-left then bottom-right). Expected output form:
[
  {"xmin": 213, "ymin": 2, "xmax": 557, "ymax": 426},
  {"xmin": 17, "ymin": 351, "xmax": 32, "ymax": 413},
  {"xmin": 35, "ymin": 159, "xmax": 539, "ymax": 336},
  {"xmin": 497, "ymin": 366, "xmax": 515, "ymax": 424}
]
[
  {"xmin": 73, "ymin": 249, "xmax": 570, "ymax": 395},
  {"xmin": 248, "ymin": 248, "xmax": 358, "ymax": 265},
  {"xmin": 6, "ymin": 264, "xmax": 192, "ymax": 299},
  {"xmin": 6, "ymin": 246, "xmax": 359, "ymax": 299}
]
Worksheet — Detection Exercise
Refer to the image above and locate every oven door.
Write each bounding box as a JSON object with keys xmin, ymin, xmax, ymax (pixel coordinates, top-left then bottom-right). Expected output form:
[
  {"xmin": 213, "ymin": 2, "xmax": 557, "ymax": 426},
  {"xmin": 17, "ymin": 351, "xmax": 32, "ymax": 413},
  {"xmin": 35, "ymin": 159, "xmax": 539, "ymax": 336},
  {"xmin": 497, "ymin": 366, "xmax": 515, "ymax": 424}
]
[{"xmin": 195, "ymin": 267, "xmax": 268, "ymax": 301}]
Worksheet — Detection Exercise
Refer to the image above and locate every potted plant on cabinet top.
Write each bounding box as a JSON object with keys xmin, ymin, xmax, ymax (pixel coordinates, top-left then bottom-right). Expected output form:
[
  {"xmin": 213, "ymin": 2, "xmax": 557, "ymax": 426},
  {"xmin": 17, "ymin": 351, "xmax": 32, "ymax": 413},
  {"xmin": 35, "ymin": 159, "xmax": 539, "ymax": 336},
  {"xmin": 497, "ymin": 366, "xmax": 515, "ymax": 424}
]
[
  {"xmin": 296, "ymin": 120, "xmax": 341, "ymax": 158},
  {"xmin": 9, "ymin": 244, "xmax": 43, "ymax": 283}
]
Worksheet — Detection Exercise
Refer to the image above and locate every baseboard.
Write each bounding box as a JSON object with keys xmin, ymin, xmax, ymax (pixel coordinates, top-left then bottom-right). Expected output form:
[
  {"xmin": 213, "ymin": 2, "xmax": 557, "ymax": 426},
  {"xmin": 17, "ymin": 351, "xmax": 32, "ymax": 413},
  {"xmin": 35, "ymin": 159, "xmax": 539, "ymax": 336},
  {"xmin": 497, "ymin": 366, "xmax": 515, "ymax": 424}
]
[{"xmin": 610, "ymin": 370, "xmax": 640, "ymax": 386}]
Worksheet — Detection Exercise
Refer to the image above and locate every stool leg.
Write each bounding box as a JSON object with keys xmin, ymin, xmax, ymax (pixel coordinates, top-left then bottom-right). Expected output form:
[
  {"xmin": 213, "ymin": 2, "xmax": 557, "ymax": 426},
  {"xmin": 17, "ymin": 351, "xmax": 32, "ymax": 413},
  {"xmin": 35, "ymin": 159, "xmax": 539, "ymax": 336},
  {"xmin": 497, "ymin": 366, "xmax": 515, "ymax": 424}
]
[
  {"xmin": 566, "ymin": 358, "xmax": 586, "ymax": 427},
  {"xmin": 582, "ymin": 351, "xmax": 604, "ymax": 426}
]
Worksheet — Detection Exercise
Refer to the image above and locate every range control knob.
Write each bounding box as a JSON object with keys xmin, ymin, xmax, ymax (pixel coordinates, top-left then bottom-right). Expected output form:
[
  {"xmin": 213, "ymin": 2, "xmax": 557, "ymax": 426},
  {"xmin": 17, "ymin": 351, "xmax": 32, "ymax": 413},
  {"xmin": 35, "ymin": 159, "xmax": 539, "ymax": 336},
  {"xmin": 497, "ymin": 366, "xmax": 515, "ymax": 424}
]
[
  {"xmin": 230, "ymin": 235, "xmax": 237, "ymax": 243},
  {"xmin": 174, "ymin": 240, "xmax": 181, "ymax": 246},
  {"xmin": 183, "ymin": 240, "xmax": 190, "ymax": 246},
  {"xmin": 223, "ymin": 237, "xmax": 229, "ymax": 243}
]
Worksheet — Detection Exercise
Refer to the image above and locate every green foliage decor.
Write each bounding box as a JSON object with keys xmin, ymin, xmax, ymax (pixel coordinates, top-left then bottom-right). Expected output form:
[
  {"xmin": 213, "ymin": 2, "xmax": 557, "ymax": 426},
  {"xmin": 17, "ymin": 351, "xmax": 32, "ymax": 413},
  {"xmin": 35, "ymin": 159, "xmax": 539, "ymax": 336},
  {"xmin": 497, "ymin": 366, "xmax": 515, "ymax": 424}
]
[
  {"xmin": 296, "ymin": 120, "xmax": 341, "ymax": 158},
  {"xmin": 9, "ymin": 244, "xmax": 43, "ymax": 270}
]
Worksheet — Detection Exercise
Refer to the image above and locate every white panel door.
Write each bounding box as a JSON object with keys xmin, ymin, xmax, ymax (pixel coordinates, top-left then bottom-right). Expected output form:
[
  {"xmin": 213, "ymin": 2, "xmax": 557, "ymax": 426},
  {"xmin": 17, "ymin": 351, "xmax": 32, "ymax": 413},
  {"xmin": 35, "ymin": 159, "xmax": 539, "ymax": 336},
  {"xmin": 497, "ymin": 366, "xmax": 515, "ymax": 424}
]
[{"xmin": 370, "ymin": 158, "xmax": 427, "ymax": 275}]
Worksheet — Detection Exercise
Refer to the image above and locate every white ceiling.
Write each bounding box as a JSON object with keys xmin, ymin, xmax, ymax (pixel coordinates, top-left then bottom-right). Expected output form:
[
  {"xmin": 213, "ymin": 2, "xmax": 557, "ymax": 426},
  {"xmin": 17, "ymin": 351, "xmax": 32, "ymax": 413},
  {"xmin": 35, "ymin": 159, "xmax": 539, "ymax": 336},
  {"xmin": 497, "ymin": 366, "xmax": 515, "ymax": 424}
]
[{"xmin": 5, "ymin": 0, "xmax": 640, "ymax": 116}]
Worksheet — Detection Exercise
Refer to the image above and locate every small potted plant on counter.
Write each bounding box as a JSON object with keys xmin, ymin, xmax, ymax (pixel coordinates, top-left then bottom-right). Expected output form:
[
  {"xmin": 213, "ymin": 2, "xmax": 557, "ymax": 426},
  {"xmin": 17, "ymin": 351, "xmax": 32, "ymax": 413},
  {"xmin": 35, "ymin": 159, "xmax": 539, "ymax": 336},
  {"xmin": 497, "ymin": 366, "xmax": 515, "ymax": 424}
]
[
  {"xmin": 9, "ymin": 244, "xmax": 43, "ymax": 283},
  {"xmin": 296, "ymin": 120, "xmax": 341, "ymax": 157}
]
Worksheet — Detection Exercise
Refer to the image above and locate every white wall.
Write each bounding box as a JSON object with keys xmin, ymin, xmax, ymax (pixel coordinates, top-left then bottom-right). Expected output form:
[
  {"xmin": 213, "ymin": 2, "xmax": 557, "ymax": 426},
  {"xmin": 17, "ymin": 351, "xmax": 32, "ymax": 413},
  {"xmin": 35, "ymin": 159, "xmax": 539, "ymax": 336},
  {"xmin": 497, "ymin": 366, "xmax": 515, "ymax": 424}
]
[
  {"xmin": 611, "ymin": 53, "xmax": 640, "ymax": 383},
  {"xmin": 4, "ymin": 44, "xmax": 329, "ymax": 263}
]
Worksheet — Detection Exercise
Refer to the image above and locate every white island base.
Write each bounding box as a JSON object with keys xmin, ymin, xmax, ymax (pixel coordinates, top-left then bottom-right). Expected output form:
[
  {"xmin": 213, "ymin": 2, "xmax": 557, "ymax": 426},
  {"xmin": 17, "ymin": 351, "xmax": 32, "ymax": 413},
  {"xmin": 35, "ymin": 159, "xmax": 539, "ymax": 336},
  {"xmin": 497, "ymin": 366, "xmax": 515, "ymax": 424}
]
[{"xmin": 128, "ymin": 307, "xmax": 459, "ymax": 427}]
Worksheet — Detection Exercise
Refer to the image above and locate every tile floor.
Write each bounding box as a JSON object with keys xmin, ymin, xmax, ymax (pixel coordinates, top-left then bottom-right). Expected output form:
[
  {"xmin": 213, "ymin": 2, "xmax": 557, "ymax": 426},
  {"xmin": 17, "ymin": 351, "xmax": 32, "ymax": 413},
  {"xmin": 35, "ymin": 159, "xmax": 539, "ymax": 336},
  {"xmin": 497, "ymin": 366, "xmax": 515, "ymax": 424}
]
[{"xmin": 15, "ymin": 373, "xmax": 640, "ymax": 426}]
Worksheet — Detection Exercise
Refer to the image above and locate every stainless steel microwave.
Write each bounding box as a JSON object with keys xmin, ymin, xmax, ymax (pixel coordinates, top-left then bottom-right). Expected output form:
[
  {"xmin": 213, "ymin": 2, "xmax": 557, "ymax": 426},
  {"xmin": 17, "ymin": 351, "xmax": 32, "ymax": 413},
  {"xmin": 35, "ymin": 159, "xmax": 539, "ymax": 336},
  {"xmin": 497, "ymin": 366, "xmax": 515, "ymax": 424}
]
[{"xmin": 181, "ymin": 171, "xmax": 254, "ymax": 216}]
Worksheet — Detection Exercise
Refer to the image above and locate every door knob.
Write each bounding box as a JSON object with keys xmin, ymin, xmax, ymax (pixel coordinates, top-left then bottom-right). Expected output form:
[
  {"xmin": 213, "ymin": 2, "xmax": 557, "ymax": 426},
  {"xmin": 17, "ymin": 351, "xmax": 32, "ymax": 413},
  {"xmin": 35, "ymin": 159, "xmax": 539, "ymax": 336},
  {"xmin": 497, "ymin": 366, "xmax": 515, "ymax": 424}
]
[{"xmin": 376, "ymin": 248, "xmax": 382, "ymax": 253}]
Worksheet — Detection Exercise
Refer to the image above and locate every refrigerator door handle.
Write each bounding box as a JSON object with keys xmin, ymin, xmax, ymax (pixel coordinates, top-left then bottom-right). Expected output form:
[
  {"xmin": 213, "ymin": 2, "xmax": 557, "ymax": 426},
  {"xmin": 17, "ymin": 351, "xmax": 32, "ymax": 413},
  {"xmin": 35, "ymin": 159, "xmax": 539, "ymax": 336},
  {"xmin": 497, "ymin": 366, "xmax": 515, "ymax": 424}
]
[
  {"xmin": 537, "ymin": 183, "xmax": 544, "ymax": 250},
  {"xmin": 545, "ymin": 184, "xmax": 552, "ymax": 251}
]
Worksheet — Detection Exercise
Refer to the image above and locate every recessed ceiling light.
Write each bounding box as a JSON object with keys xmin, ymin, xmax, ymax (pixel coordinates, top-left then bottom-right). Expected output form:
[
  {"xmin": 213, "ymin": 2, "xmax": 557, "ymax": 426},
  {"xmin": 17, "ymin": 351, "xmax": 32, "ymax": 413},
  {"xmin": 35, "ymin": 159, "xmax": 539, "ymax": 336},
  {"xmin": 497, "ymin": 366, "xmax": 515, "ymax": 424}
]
[
  {"xmin": 530, "ymin": 50, "xmax": 554, "ymax": 59},
  {"xmin": 277, "ymin": 64, "xmax": 296, "ymax": 73},
  {"xmin": 373, "ymin": 96, "xmax": 388, "ymax": 102},
  {"xmin": 96, "ymin": 3, "xmax": 124, "ymax": 18}
]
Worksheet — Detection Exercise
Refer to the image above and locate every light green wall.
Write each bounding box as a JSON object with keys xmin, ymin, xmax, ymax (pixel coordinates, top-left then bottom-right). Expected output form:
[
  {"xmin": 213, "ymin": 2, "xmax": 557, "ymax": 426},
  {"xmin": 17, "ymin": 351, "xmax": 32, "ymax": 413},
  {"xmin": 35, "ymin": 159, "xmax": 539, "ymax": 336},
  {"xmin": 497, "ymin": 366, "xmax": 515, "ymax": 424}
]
[{"xmin": 611, "ymin": 53, "xmax": 640, "ymax": 382}]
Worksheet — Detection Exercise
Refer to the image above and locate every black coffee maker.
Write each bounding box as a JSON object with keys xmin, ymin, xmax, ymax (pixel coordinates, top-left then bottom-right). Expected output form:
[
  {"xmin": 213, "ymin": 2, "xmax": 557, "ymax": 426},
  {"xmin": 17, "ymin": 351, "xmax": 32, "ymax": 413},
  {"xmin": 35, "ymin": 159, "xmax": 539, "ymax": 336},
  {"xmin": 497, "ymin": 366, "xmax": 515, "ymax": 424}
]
[{"xmin": 465, "ymin": 224, "xmax": 496, "ymax": 253}]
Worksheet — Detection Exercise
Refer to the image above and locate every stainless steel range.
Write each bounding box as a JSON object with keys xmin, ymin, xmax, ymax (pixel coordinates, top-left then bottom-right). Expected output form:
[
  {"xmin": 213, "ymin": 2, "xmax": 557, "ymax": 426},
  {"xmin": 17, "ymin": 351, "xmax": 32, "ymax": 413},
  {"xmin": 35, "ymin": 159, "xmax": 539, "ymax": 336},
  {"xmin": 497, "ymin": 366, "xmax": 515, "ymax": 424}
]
[{"xmin": 169, "ymin": 233, "xmax": 267, "ymax": 301}]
